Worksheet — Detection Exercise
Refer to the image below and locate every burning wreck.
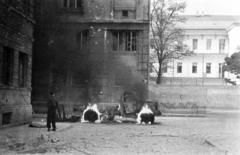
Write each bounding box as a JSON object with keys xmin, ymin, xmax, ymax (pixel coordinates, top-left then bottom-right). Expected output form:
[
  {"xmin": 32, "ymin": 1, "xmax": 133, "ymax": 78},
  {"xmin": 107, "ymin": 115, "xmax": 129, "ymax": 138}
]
[
  {"xmin": 137, "ymin": 104, "xmax": 155, "ymax": 124},
  {"xmin": 32, "ymin": 0, "xmax": 150, "ymax": 118},
  {"xmin": 81, "ymin": 104, "xmax": 101, "ymax": 123}
]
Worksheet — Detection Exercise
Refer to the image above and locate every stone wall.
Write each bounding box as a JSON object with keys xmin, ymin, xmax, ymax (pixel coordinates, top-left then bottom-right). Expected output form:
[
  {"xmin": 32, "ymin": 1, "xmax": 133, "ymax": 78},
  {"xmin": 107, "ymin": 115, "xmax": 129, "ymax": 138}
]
[
  {"xmin": 0, "ymin": 2, "xmax": 34, "ymax": 127},
  {"xmin": 149, "ymin": 83, "xmax": 240, "ymax": 110}
]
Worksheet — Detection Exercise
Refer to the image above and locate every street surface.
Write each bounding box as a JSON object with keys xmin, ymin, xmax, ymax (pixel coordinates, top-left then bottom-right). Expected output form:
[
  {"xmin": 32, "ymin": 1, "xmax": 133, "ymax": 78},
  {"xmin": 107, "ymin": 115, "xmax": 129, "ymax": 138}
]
[{"xmin": 0, "ymin": 110, "xmax": 240, "ymax": 155}]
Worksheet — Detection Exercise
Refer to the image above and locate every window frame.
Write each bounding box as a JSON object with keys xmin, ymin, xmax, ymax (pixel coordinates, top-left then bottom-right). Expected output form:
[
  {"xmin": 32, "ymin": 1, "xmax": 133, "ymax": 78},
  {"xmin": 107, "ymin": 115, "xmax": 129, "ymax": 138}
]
[
  {"xmin": 62, "ymin": 0, "xmax": 82, "ymax": 9},
  {"xmin": 192, "ymin": 39, "xmax": 198, "ymax": 50},
  {"xmin": 192, "ymin": 62, "xmax": 198, "ymax": 74},
  {"xmin": 219, "ymin": 39, "xmax": 225, "ymax": 52},
  {"xmin": 112, "ymin": 31, "xmax": 137, "ymax": 52},
  {"xmin": 177, "ymin": 62, "xmax": 182, "ymax": 73},
  {"xmin": 206, "ymin": 39, "xmax": 212, "ymax": 50},
  {"xmin": 163, "ymin": 63, "xmax": 168, "ymax": 73},
  {"xmin": 122, "ymin": 10, "xmax": 128, "ymax": 17},
  {"xmin": 206, "ymin": 63, "xmax": 211, "ymax": 74},
  {"xmin": 76, "ymin": 30, "xmax": 89, "ymax": 49}
]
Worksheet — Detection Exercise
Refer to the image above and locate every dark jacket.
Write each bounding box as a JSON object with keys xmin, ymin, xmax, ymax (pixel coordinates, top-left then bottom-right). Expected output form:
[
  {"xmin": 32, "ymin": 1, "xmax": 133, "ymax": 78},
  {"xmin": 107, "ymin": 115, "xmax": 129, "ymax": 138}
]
[{"xmin": 47, "ymin": 96, "xmax": 59, "ymax": 120}]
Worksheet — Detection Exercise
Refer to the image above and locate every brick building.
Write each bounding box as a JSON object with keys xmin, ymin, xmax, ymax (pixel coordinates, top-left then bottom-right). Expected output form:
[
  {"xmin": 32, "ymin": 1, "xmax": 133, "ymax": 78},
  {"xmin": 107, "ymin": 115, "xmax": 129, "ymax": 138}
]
[
  {"xmin": 0, "ymin": 0, "xmax": 34, "ymax": 127},
  {"xmin": 32, "ymin": 0, "xmax": 150, "ymax": 113}
]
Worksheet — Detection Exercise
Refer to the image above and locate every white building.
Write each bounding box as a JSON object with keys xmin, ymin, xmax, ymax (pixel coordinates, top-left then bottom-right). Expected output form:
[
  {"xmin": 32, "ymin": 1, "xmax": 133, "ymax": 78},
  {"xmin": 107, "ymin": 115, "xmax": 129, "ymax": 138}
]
[{"xmin": 150, "ymin": 15, "xmax": 240, "ymax": 85}]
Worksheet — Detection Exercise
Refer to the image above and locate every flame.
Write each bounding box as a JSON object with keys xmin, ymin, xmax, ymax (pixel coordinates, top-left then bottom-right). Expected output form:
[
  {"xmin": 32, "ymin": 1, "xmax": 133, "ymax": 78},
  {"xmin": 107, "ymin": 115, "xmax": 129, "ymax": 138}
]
[
  {"xmin": 136, "ymin": 104, "xmax": 153, "ymax": 124},
  {"xmin": 81, "ymin": 104, "xmax": 102, "ymax": 123}
]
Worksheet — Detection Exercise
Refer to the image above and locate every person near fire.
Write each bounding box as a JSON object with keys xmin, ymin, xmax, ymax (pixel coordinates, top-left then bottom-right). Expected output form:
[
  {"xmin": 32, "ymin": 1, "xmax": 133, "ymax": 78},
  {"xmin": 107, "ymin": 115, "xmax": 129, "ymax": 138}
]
[
  {"xmin": 119, "ymin": 92, "xmax": 127, "ymax": 117},
  {"xmin": 47, "ymin": 92, "xmax": 60, "ymax": 131}
]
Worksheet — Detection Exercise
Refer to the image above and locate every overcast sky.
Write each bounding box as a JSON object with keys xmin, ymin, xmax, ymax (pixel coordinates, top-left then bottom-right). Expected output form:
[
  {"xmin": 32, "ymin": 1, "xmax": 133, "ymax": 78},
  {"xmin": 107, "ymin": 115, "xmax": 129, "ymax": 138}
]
[{"xmin": 184, "ymin": 0, "xmax": 240, "ymax": 15}]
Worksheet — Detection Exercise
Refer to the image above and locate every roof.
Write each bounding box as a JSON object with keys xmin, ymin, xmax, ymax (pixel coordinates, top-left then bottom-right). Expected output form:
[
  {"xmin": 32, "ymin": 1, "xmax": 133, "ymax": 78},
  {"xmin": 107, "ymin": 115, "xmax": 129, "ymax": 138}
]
[{"xmin": 178, "ymin": 15, "xmax": 240, "ymax": 30}]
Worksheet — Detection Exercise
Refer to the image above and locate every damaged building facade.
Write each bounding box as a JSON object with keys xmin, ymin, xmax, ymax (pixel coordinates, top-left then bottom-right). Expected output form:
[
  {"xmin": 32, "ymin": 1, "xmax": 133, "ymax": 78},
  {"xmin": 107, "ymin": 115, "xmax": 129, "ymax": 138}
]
[
  {"xmin": 0, "ymin": 0, "xmax": 34, "ymax": 127},
  {"xmin": 32, "ymin": 0, "xmax": 150, "ymax": 114}
]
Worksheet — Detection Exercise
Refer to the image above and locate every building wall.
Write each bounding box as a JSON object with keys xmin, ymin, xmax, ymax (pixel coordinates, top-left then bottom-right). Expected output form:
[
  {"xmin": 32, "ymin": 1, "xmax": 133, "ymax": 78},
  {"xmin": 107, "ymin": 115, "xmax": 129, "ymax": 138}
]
[
  {"xmin": 32, "ymin": 0, "xmax": 150, "ymax": 113},
  {"xmin": 163, "ymin": 54, "xmax": 226, "ymax": 78},
  {"xmin": 150, "ymin": 17, "xmax": 234, "ymax": 82},
  {"xmin": 183, "ymin": 29, "xmax": 229, "ymax": 54},
  {"xmin": 166, "ymin": 29, "xmax": 228, "ymax": 78},
  {"xmin": 0, "ymin": 1, "xmax": 34, "ymax": 127}
]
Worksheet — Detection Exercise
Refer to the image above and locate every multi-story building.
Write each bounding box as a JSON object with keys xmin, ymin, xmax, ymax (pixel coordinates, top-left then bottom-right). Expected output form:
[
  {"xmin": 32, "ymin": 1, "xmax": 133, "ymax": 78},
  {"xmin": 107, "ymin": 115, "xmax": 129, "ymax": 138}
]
[
  {"xmin": 0, "ymin": 0, "xmax": 34, "ymax": 127},
  {"xmin": 32, "ymin": 0, "xmax": 150, "ymax": 113},
  {"xmin": 150, "ymin": 15, "xmax": 240, "ymax": 85}
]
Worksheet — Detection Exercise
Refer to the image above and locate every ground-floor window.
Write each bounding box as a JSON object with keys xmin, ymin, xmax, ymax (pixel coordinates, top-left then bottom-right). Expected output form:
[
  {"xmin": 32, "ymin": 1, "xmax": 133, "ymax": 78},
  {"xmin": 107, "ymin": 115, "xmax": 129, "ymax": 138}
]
[
  {"xmin": 219, "ymin": 63, "xmax": 223, "ymax": 77},
  {"xmin": 177, "ymin": 62, "xmax": 182, "ymax": 73},
  {"xmin": 163, "ymin": 63, "xmax": 168, "ymax": 73},
  {"xmin": 192, "ymin": 62, "xmax": 197, "ymax": 73},
  {"xmin": 206, "ymin": 63, "xmax": 211, "ymax": 74}
]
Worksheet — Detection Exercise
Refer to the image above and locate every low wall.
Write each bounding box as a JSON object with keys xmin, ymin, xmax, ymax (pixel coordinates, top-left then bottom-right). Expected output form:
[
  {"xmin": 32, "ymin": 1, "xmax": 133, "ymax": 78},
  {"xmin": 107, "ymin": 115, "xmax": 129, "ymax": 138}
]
[{"xmin": 149, "ymin": 83, "xmax": 240, "ymax": 110}]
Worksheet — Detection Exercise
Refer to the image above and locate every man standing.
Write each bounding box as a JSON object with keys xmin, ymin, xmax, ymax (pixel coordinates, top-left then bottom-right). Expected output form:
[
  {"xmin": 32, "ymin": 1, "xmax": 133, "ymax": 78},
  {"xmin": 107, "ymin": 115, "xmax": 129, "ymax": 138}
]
[
  {"xmin": 47, "ymin": 92, "xmax": 60, "ymax": 131},
  {"xmin": 119, "ymin": 92, "xmax": 127, "ymax": 118}
]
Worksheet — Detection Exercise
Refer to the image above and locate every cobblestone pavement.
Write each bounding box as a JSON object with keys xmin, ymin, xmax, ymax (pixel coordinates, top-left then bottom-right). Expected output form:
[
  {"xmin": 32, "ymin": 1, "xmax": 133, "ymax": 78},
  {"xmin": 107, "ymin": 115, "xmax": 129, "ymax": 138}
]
[{"xmin": 0, "ymin": 110, "xmax": 240, "ymax": 155}]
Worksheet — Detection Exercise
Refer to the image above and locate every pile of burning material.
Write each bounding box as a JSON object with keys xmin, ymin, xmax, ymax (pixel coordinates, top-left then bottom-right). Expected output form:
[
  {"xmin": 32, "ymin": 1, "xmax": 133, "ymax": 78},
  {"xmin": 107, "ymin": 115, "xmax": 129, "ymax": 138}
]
[
  {"xmin": 81, "ymin": 104, "xmax": 102, "ymax": 123},
  {"xmin": 136, "ymin": 104, "xmax": 155, "ymax": 124}
]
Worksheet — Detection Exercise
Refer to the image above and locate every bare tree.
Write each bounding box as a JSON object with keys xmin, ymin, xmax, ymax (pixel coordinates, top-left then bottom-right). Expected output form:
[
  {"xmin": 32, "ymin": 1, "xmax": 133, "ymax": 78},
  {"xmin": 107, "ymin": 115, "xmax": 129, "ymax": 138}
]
[{"xmin": 150, "ymin": 0, "xmax": 191, "ymax": 84}]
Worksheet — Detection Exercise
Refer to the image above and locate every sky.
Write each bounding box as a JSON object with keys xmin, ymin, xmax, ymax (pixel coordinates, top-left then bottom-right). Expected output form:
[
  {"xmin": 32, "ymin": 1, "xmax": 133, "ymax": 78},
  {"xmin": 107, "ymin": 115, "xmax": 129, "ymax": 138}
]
[{"xmin": 184, "ymin": 0, "xmax": 240, "ymax": 15}]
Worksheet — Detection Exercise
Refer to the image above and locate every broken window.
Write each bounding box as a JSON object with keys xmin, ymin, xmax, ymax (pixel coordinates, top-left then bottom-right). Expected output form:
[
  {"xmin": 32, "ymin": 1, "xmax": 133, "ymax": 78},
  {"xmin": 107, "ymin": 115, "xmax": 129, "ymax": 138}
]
[
  {"xmin": 192, "ymin": 63, "xmax": 197, "ymax": 73},
  {"xmin": 2, "ymin": 47, "xmax": 14, "ymax": 86},
  {"xmin": 112, "ymin": 31, "xmax": 137, "ymax": 51},
  {"xmin": 177, "ymin": 62, "xmax": 182, "ymax": 73},
  {"xmin": 19, "ymin": 52, "xmax": 28, "ymax": 87}
]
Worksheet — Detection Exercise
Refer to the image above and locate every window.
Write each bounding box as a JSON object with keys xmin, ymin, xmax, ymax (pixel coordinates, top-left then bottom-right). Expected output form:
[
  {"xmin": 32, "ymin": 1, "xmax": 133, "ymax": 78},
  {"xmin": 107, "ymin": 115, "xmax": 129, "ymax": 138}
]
[
  {"xmin": 2, "ymin": 47, "xmax": 14, "ymax": 86},
  {"xmin": 219, "ymin": 63, "xmax": 223, "ymax": 77},
  {"xmin": 206, "ymin": 63, "xmax": 211, "ymax": 74},
  {"xmin": 206, "ymin": 39, "xmax": 212, "ymax": 50},
  {"xmin": 219, "ymin": 39, "xmax": 225, "ymax": 52},
  {"xmin": 18, "ymin": 52, "xmax": 28, "ymax": 87},
  {"xmin": 112, "ymin": 31, "xmax": 137, "ymax": 51},
  {"xmin": 163, "ymin": 63, "xmax": 168, "ymax": 73},
  {"xmin": 2, "ymin": 112, "xmax": 12, "ymax": 125},
  {"xmin": 63, "ymin": 0, "xmax": 82, "ymax": 9},
  {"xmin": 192, "ymin": 39, "xmax": 198, "ymax": 50},
  {"xmin": 192, "ymin": 63, "xmax": 197, "ymax": 73},
  {"xmin": 122, "ymin": 10, "xmax": 128, "ymax": 17},
  {"xmin": 76, "ymin": 30, "xmax": 89, "ymax": 49},
  {"xmin": 177, "ymin": 62, "xmax": 182, "ymax": 73}
]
